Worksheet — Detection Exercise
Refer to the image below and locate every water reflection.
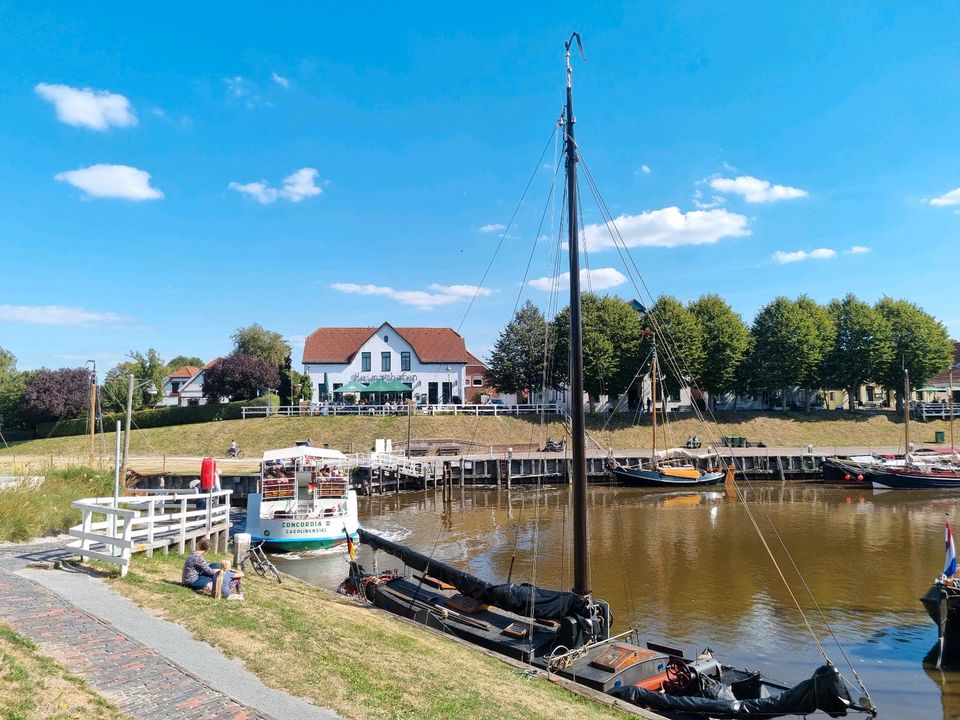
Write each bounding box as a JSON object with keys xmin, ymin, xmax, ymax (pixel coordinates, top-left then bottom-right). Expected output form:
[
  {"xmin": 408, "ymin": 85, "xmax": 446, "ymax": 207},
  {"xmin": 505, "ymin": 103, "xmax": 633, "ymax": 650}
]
[{"xmin": 278, "ymin": 484, "xmax": 960, "ymax": 719}]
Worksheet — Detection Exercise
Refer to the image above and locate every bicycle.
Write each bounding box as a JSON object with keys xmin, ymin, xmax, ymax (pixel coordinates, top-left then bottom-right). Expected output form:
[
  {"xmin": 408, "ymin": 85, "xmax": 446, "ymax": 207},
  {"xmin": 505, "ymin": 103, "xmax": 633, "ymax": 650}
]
[
  {"xmin": 227, "ymin": 448, "xmax": 244, "ymax": 459},
  {"xmin": 238, "ymin": 541, "xmax": 281, "ymax": 583}
]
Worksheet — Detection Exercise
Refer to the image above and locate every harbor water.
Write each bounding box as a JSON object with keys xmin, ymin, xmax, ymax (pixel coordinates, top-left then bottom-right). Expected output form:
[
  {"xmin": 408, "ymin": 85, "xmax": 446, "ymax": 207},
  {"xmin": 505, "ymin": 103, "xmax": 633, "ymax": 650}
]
[{"xmin": 277, "ymin": 483, "xmax": 960, "ymax": 719}]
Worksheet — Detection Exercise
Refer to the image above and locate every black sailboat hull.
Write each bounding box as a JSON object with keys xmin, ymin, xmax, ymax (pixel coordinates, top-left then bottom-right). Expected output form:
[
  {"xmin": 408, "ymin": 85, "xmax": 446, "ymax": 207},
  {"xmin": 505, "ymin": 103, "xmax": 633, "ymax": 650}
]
[
  {"xmin": 821, "ymin": 458, "xmax": 875, "ymax": 486},
  {"xmin": 612, "ymin": 466, "xmax": 725, "ymax": 488},
  {"xmin": 871, "ymin": 469, "xmax": 960, "ymax": 489},
  {"xmin": 921, "ymin": 582, "xmax": 960, "ymax": 652}
]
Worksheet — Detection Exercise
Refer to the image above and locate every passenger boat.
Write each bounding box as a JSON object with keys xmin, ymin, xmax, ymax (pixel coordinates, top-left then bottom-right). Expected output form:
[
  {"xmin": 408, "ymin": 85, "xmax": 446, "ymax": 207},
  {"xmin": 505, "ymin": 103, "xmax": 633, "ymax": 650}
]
[
  {"xmin": 339, "ymin": 35, "xmax": 876, "ymax": 718},
  {"xmin": 245, "ymin": 446, "xmax": 360, "ymax": 551}
]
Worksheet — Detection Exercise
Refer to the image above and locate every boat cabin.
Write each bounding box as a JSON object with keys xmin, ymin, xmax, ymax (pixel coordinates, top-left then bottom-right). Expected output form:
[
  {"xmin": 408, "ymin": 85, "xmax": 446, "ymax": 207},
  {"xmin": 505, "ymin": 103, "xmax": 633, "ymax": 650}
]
[{"xmin": 258, "ymin": 447, "xmax": 350, "ymax": 520}]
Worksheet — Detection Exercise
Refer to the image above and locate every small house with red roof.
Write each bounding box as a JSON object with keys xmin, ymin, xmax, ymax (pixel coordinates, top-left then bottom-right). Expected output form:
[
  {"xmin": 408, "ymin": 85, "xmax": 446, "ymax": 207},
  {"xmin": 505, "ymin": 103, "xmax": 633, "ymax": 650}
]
[
  {"xmin": 157, "ymin": 359, "xmax": 221, "ymax": 407},
  {"xmin": 302, "ymin": 323, "xmax": 485, "ymax": 404}
]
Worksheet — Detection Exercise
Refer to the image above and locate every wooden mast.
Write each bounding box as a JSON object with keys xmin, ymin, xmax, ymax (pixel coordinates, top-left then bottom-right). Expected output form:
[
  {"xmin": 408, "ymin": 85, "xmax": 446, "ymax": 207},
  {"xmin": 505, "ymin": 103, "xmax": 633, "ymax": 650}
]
[
  {"xmin": 564, "ymin": 32, "xmax": 590, "ymax": 598},
  {"xmin": 903, "ymin": 366, "xmax": 911, "ymax": 452},
  {"xmin": 950, "ymin": 366, "xmax": 955, "ymax": 452},
  {"xmin": 651, "ymin": 346, "xmax": 658, "ymax": 469}
]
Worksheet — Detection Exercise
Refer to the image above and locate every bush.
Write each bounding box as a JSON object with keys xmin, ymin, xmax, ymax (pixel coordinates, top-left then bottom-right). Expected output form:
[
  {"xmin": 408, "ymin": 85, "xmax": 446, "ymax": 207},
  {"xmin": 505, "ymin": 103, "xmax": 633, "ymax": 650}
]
[{"xmin": 36, "ymin": 394, "xmax": 280, "ymax": 438}]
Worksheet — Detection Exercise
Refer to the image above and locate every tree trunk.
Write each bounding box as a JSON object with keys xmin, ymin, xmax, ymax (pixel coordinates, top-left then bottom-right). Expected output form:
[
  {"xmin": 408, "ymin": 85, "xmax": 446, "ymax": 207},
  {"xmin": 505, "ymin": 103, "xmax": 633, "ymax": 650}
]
[
  {"xmin": 848, "ymin": 387, "xmax": 857, "ymax": 412},
  {"xmin": 804, "ymin": 388, "xmax": 811, "ymax": 412},
  {"xmin": 781, "ymin": 387, "xmax": 787, "ymax": 412},
  {"xmin": 894, "ymin": 388, "xmax": 904, "ymax": 412}
]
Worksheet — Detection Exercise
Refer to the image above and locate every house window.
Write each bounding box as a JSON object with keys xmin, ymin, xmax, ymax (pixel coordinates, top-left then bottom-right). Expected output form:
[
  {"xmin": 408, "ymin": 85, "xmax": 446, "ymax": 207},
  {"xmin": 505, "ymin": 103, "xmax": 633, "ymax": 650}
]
[
  {"xmin": 401, "ymin": 352, "xmax": 411, "ymax": 371},
  {"xmin": 381, "ymin": 352, "xmax": 391, "ymax": 371},
  {"xmin": 384, "ymin": 334, "xmax": 389, "ymax": 342},
  {"xmin": 829, "ymin": 391, "xmax": 836, "ymax": 401},
  {"xmin": 361, "ymin": 353, "xmax": 371, "ymax": 372},
  {"xmin": 171, "ymin": 381, "xmax": 182, "ymax": 393},
  {"xmin": 473, "ymin": 377, "xmax": 482, "ymax": 386},
  {"xmin": 866, "ymin": 386, "xmax": 875, "ymax": 402}
]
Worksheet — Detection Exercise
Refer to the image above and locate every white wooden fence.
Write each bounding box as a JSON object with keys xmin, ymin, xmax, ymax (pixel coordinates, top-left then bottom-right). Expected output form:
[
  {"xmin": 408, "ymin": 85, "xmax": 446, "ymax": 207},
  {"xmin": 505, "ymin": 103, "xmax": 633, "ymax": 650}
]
[
  {"xmin": 919, "ymin": 402, "xmax": 960, "ymax": 421},
  {"xmin": 240, "ymin": 402, "xmax": 562, "ymax": 419},
  {"xmin": 69, "ymin": 489, "xmax": 232, "ymax": 577}
]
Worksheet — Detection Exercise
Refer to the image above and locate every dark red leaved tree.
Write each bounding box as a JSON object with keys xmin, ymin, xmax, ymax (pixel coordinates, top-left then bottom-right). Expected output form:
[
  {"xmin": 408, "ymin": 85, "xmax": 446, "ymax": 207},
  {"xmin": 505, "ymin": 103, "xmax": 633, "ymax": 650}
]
[
  {"xmin": 23, "ymin": 368, "xmax": 92, "ymax": 424},
  {"xmin": 202, "ymin": 353, "xmax": 279, "ymax": 402}
]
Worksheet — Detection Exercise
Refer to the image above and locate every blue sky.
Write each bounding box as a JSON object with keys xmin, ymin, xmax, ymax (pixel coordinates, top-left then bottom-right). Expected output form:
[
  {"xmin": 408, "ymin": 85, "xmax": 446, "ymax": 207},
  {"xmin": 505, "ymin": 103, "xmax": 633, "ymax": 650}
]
[{"xmin": 1, "ymin": 3, "xmax": 959, "ymax": 373}]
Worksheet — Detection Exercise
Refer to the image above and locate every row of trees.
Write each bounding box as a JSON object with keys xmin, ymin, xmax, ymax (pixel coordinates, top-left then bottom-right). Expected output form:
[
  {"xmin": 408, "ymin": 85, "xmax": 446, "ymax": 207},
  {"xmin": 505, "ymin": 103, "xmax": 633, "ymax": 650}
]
[
  {"xmin": 488, "ymin": 294, "xmax": 954, "ymax": 412},
  {"xmin": 0, "ymin": 324, "xmax": 310, "ymax": 429}
]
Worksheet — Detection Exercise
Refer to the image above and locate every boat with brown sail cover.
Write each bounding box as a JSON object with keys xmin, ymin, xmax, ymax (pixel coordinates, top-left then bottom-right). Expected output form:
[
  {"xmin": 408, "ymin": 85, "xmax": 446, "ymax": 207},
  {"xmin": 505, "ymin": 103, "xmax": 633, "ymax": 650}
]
[{"xmin": 338, "ymin": 34, "xmax": 877, "ymax": 719}]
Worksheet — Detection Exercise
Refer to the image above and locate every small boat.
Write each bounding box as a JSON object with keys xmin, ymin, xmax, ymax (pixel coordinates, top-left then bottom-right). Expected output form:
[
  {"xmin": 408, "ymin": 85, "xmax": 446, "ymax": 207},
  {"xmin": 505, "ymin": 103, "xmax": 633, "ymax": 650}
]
[
  {"xmin": 611, "ymin": 463, "xmax": 725, "ymax": 487},
  {"xmin": 611, "ymin": 347, "xmax": 725, "ymax": 488},
  {"xmin": 871, "ymin": 465, "xmax": 960, "ymax": 489},
  {"xmin": 245, "ymin": 446, "xmax": 360, "ymax": 551},
  {"xmin": 921, "ymin": 522, "xmax": 960, "ymax": 668}
]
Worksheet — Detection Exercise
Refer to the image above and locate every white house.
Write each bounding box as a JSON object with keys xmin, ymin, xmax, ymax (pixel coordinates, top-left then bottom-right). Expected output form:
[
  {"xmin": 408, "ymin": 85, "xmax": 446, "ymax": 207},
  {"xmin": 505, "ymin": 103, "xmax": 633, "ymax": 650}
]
[
  {"xmin": 157, "ymin": 360, "xmax": 220, "ymax": 407},
  {"xmin": 302, "ymin": 323, "xmax": 474, "ymax": 404}
]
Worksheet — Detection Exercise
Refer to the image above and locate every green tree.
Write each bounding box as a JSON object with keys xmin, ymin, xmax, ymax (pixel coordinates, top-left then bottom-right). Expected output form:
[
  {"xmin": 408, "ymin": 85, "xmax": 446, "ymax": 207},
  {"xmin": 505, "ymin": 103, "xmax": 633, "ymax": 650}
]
[
  {"xmin": 166, "ymin": 355, "xmax": 204, "ymax": 371},
  {"xmin": 875, "ymin": 297, "xmax": 954, "ymax": 410},
  {"xmin": 232, "ymin": 324, "xmax": 291, "ymax": 368},
  {"xmin": 0, "ymin": 348, "xmax": 29, "ymax": 429},
  {"xmin": 488, "ymin": 301, "xmax": 549, "ymax": 397},
  {"xmin": 642, "ymin": 295, "xmax": 704, "ymax": 398},
  {"xmin": 823, "ymin": 293, "xmax": 893, "ymax": 411},
  {"xmin": 794, "ymin": 295, "xmax": 835, "ymax": 409},
  {"xmin": 688, "ymin": 294, "xmax": 750, "ymax": 408},
  {"xmin": 552, "ymin": 295, "xmax": 646, "ymax": 410},
  {"xmin": 101, "ymin": 349, "xmax": 167, "ymax": 413},
  {"xmin": 748, "ymin": 297, "xmax": 822, "ymax": 410}
]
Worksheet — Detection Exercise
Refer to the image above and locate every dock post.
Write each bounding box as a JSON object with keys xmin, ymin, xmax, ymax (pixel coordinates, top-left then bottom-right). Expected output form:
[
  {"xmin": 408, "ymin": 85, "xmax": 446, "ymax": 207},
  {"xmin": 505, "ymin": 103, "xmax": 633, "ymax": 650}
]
[{"xmin": 775, "ymin": 455, "xmax": 786, "ymax": 482}]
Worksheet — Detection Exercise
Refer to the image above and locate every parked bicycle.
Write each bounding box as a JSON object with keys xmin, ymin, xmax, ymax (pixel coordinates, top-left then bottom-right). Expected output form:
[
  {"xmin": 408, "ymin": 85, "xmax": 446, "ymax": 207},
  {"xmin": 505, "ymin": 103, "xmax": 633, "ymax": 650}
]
[{"xmin": 238, "ymin": 541, "xmax": 281, "ymax": 583}]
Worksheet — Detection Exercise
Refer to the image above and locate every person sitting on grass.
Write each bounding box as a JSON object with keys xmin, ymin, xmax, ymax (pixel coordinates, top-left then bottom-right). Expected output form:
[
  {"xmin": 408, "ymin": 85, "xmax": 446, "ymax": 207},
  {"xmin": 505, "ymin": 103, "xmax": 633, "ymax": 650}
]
[
  {"xmin": 182, "ymin": 539, "xmax": 217, "ymax": 591},
  {"xmin": 212, "ymin": 559, "xmax": 245, "ymax": 601}
]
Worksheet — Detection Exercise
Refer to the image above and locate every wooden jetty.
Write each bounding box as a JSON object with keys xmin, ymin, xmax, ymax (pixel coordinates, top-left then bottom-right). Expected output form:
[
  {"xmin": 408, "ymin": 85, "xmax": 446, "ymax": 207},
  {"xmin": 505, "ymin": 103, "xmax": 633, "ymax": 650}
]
[{"xmin": 133, "ymin": 445, "xmax": 907, "ymax": 500}]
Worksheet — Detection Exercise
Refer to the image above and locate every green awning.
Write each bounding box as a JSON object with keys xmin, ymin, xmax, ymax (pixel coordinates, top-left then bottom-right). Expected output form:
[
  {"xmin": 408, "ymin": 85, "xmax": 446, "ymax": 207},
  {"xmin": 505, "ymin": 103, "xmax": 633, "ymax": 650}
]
[
  {"xmin": 334, "ymin": 380, "xmax": 368, "ymax": 393},
  {"xmin": 381, "ymin": 380, "xmax": 413, "ymax": 392},
  {"xmin": 917, "ymin": 386, "xmax": 946, "ymax": 393},
  {"xmin": 359, "ymin": 379, "xmax": 394, "ymax": 393}
]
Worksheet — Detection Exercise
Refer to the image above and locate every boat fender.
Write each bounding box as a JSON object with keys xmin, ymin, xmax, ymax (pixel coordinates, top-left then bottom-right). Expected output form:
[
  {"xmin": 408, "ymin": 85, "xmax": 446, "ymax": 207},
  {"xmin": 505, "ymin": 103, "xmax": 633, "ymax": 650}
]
[
  {"xmin": 857, "ymin": 474, "xmax": 864, "ymax": 481},
  {"xmin": 844, "ymin": 474, "xmax": 851, "ymax": 481},
  {"xmin": 200, "ymin": 457, "xmax": 217, "ymax": 490}
]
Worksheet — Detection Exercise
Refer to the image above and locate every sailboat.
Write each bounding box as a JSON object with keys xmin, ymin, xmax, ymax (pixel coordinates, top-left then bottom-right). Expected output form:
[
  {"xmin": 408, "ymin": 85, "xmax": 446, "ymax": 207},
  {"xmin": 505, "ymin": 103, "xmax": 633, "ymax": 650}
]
[
  {"xmin": 611, "ymin": 346, "xmax": 725, "ymax": 488},
  {"xmin": 339, "ymin": 35, "xmax": 876, "ymax": 718}
]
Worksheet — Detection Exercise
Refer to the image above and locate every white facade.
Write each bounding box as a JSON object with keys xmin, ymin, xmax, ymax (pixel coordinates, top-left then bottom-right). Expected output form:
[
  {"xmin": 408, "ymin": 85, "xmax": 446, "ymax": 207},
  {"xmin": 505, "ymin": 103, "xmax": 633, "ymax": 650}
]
[
  {"xmin": 157, "ymin": 368, "xmax": 210, "ymax": 407},
  {"xmin": 304, "ymin": 325, "xmax": 467, "ymax": 404}
]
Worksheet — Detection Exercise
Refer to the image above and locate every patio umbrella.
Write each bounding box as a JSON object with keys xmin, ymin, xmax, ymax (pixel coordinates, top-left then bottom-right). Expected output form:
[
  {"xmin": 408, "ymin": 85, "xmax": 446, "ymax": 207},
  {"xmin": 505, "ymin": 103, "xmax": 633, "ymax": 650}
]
[
  {"xmin": 381, "ymin": 380, "xmax": 413, "ymax": 393},
  {"xmin": 334, "ymin": 380, "xmax": 368, "ymax": 393},
  {"xmin": 360, "ymin": 379, "xmax": 393, "ymax": 393}
]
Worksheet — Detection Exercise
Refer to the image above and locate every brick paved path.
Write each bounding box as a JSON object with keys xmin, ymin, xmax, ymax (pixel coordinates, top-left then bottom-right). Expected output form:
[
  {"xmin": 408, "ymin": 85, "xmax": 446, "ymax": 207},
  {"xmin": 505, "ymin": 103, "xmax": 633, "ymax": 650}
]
[{"xmin": 0, "ymin": 568, "xmax": 275, "ymax": 720}]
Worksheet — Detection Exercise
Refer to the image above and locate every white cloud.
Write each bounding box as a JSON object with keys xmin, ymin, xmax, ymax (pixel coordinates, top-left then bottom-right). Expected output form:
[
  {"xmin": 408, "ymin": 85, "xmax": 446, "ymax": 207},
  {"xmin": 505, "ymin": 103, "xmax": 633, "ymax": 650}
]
[
  {"xmin": 929, "ymin": 187, "xmax": 960, "ymax": 207},
  {"xmin": 226, "ymin": 76, "xmax": 247, "ymax": 97},
  {"xmin": 331, "ymin": 283, "xmax": 493, "ymax": 310},
  {"xmin": 771, "ymin": 248, "xmax": 837, "ymax": 264},
  {"xmin": 479, "ymin": 223, "xmax": 506, "ymax": 234},
  {"xmin": 54, "ymin": 164, "xmax": 163, "ymax": 200},
  {"xmin": 637, "ymin": 164, "xmax": 652, "ymax": 175},
  {"xmin": 529, "ymin": 267, "xmax": 627, "ymax": 292},
  {"xmin": 272, "ymin": 72, "xmax": 290, "ymax": 88},
  {"xmin": 0, "ymin": 304, "xmax": 129, "ymax": 327},
  {"xmin": 711, "ymin": 175, "xmax": 808, "ymax": 203},
  {"xmin": 847, "ymin": 245, "xmax": 871, "ymax": 254},
  {"xmin": 583, "ymin": 207, "xmax": 749, "ymax": 251},
  {"xmin": 228, "ymin": 167, "xmax": 323, "ymax": 204},
  {"xmin": 35, "ymin": 83, "xmax": 136, "ymax": 131}
]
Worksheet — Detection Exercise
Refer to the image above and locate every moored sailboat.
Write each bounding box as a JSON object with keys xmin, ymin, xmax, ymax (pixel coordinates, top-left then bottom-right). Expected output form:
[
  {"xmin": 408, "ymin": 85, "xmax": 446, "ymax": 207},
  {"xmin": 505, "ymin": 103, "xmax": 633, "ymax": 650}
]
[{"xmin": 339, "ymin": 35, "xmax": 876, "ymax": 718}]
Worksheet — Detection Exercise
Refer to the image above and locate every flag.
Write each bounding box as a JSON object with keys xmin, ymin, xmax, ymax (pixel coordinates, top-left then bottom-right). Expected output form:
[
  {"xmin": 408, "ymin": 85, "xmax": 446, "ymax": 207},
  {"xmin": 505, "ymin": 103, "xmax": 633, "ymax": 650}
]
[
  {"xmin": 344, "ymin": 526, "xmax": 356, "ymax": 561},
  {"xmin": 946, "ymin": 522, "xmax": 957, "ymax": 578}
]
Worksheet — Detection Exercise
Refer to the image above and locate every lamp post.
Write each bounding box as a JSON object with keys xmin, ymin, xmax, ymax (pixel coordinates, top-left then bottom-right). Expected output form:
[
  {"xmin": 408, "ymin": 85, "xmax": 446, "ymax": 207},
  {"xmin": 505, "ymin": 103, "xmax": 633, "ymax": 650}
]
[
  {"xmin": 120, "ymin": 374, "xmax": 158, "ymax": 485},
  {"xmin": 445, "ymin": 365, "xmax": 451, "ymax": 404},
  {"xmin": 86, "ymin": 360, "xmax": 96, "ymax": 466}
]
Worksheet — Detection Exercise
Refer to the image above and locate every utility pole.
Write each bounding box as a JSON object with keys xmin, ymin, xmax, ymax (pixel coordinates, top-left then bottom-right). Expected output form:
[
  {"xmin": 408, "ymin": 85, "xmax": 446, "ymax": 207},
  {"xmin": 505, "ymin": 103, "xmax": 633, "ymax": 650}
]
[
  {"xmin": 120, "ymin": 373, "xmax": 135, "ymax": 484},
  {"xmin": 87, "ymin": 361, "xmax": 97, "ymax": 466}
]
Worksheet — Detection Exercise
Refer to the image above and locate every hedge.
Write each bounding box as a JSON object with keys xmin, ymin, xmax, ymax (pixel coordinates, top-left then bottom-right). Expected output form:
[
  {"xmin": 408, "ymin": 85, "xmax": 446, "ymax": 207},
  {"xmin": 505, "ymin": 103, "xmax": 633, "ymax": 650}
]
[{"xmin": 36, "ymin": 394, "xmax": 280, "ymax": 438}]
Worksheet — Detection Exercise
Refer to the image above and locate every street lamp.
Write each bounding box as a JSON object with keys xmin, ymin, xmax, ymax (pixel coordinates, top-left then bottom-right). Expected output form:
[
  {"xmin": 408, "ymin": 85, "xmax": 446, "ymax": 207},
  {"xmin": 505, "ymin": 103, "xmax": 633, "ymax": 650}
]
[{"xmin": 445, "ymin": 366, "xmax": 451, "ymax": 404}]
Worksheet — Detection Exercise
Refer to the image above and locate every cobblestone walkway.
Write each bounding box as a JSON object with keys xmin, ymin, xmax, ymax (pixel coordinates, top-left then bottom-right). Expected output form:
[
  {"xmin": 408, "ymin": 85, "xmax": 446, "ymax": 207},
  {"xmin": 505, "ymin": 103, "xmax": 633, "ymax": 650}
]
[{"xmin": 0, "ymin": 568, "xmax": 273, "ymax": 720}]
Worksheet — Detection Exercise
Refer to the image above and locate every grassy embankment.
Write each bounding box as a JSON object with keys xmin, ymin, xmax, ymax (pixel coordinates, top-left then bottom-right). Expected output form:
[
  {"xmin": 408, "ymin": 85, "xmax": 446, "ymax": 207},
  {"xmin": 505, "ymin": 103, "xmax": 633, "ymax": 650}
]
[
  {"xmin": 0, "ymin": 467, "xmax": 113, "ymax": 543},
  {"xmin": 0, "ymin": 622, "xmax": 127, "ymax": 720},
  {"xmin": 0, "ymin": 411, "xmax": 951, "ymax": 474},
  {"xmin": 104, "ymin": 554, "xmax": 632, "ymax": 720}
]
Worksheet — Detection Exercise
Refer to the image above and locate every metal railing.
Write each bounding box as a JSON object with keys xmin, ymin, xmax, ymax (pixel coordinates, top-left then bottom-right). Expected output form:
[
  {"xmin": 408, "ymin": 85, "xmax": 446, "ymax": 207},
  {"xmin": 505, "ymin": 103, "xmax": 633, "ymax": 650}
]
[
  {"xmin": 918, "ymin": 403, "xmax": 960, "ymax": 421},
  {"xmin": 69, "ymin": 489, "xmax": 232, "ymax": 576},
  {"xmin": 241, "ymin": 403, "xmax": 563, "ymax": 419}
]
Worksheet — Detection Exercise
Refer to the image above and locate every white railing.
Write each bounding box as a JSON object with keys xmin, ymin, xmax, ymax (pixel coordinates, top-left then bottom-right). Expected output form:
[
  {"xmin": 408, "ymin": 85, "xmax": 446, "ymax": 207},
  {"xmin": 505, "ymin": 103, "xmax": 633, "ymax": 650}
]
[
  {"xmin": 68, "ymin": 489, "xmax": 232, "ymax": 577},
  {"xmin": 357, "ymin": 452, "xmax": 436, "ymax": 478},
  {"xmin": 241, "ymin": 403, "xmax": 563, "ymax": 419},
  {"xmin": 919, "ymin": 402, "xmax": 960, "ymax": 421}
]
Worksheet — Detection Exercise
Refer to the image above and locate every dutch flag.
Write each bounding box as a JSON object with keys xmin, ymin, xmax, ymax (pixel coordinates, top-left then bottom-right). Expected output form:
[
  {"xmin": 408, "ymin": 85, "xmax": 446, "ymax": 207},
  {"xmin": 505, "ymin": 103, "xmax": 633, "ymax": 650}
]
[{"xmin": 946, "ymin": 521, "xmax": 958, "ymax": 578}]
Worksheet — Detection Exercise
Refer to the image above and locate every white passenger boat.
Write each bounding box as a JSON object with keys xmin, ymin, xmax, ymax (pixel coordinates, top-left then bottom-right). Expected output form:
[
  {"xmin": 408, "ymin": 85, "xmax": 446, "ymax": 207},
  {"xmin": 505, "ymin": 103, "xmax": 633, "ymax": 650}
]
[{"xmin": 246, "ymin": 447, "xmax": 360, "ymax": 551}]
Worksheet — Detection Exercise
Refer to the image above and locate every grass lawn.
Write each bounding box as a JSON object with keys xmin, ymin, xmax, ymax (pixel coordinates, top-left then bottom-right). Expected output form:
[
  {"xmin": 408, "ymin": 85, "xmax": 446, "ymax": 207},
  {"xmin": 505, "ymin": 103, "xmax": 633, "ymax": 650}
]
[
  {"xmin": 1, "ymin": 411, "xmax": 949, "ymax": 475},
  {"xmin": 0, "ymin": 622, "xmax": 127, "ymax": 720},
  {"xmin": 105, "ymin": 553, "xmax": 633, "ymax": 720},
  {"xmin": 0, "ymin": 467, "xmax": 113, "ymax": 543}
]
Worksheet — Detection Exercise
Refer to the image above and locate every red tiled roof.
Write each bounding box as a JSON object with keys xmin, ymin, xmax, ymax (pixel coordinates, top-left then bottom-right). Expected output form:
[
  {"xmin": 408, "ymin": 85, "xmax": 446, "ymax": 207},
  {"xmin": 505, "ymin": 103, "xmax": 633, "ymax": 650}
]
[
  {"xmin": 302, "ymin": 326, "xmax": 473, "ymax": 364},
  {"xmin": 929, "ymin": 341, "xmax": 960, "ymax": 386},
  {"xmin": 169, "ymin": 365, "xmax": 200, "ymax": 379}
]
